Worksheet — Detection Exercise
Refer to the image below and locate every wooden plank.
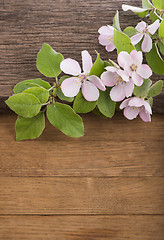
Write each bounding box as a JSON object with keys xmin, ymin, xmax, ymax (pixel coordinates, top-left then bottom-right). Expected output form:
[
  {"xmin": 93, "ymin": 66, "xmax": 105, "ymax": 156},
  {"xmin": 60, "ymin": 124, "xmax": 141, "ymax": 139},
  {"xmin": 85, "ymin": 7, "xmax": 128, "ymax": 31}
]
[
  {"xmin": 1, "ymin": 140, "xmax": 164, "ymax": 177},
  {"xmin": 0, "ymin": 113, "xmax": 164, "ymax": 142},
  {"xmin": 0, "ymin": 113, "xmax": 164, "ymax": 177},
  {"xmin": 0, "ymin": 215, "xmax": 164, "ymax": 240},
  {"xmin": 0, "ymin": 0, "xmax": 163, "ymax": 112},
  {"xmin": 0, "ymin": 177, "xmax": 163, "ymax": 214}
]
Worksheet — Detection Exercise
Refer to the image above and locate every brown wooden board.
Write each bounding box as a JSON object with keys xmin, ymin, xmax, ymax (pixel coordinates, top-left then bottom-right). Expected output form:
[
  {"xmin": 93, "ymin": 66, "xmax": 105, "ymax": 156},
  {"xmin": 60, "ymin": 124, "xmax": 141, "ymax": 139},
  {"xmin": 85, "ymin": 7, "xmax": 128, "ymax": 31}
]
[
  {"xmin": 0, "ymin": 215, "xmax": 164, "ymax": 240},
  {"xmin": 0, "ymin": 177, "xmax": 164, "ymax": 214},
  {"xmin": 0, "ymin": 112, "xmax": 164, "ymax": 238},
  {"xmin": 0, "ymin": 0, "xmax": 163, "ymax": 112},
  {"xmin": 0, "ymin": 113, "xmax": 164, "ymax": 177}
]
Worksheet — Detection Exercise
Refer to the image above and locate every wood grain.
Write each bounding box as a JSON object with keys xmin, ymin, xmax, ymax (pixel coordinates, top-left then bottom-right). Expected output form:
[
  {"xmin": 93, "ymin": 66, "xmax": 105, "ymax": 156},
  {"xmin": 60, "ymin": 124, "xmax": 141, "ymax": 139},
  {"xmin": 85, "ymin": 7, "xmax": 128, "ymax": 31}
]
[
  {"xmin": 0, "ymin": 113, "xmax": 164, "ymax": 177},
  {"xmin": 0, "ymin": 215, "xmax": 164, "ymax": 240},
  {"xmin": 0, "ymin": 112, "xmax": 164, "ymax": 142},
  {"xmin": 0, "ymin": 0, "xmax": 163, "ymax": 112},
  {"xmin": 0, "ymin": 177, "xmax": 164, "ymax": 214},
  {"xmin": 0, "ymin": 111, "xmax": 164, "ymax": 238}
]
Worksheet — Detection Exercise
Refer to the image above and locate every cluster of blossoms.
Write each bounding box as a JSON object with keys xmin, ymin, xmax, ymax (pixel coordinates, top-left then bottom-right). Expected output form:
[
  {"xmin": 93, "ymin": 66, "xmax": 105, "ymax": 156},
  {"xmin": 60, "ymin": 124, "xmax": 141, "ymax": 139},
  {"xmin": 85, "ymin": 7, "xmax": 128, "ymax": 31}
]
[
  {"xmin": 59, "ymin": 4, "xmax": 163, "ymax": 124},
  {"xmin": 98, "ymin": 19, "xmax": 160, "ymax": 53},
  {"xmin": 5, "ymin": 1, "xmax": 164, "ymax": 140},
  {"xmin": 60, "ymin": 49, "xmax": 153, "ymax": 122},
  {"xmin": 100, "ymin": 50, "xmax": 152, "ymax": 121}
]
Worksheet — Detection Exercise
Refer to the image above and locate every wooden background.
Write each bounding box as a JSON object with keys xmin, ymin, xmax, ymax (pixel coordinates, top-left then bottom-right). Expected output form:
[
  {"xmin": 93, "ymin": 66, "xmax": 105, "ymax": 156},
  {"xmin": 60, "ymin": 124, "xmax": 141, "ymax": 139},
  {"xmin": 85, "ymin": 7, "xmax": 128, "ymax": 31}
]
[
  {"xmin": 0, "ymin": 0, "xmax": 163, "ymax": 112},
  {"xmin": 0, "ymin": 112, "xmax": 164, "ymax": 239},
  {"xmin": 0, "ymin": 0, "xmax": 164, "ymax": 239}
]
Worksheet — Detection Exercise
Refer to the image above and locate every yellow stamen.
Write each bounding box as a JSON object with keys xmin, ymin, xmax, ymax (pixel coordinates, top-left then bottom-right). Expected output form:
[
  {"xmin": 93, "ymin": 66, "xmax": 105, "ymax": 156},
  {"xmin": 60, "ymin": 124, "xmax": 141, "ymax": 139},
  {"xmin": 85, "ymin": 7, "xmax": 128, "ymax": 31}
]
[{"xmin": 130, "ymin": 64, "xmax": 137, "ymax": 71}]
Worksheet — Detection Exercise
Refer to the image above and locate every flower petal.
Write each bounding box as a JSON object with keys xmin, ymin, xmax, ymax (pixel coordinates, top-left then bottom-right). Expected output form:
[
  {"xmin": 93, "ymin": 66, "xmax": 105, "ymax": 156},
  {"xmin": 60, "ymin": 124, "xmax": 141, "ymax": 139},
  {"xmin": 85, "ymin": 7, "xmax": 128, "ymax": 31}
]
[
  {"xmin": 117, "ymin": 51, "xmax": 132, "ymax": 69},
  {"xmin": 120, "ymin": 98, "xmax": 131, "ymax": 109},
  {"xmin": 131, "ymin": 33, "xmax": 143, "ymax": 45},
  {"xmin": 81, "ymin": 50, "xmax": 93, "ymax": 74},
  {"xmin": 105, "ymin": 43, "xmax": 115, "ymax": 52},
  {"xmin": 124, "ymin": 106, "xmax": 139, "ymax": 120},
  {"xmin": 110, "ymin": 84, "xmax": 126, "ymax": 102},
  {"xmin": 128, "ymin": 97, "xmax": 144, "ymax": 107},
  {"xmin": 124, "ymin": 80, "xmax": 134, "ymax": 97},
  {"xmin": 60, "ymin": 58, "xmax": 81, "ymax": 76},
  {"xmin": 98, "ymin": 35, "xmax": 110, "ymax": 46},
  {"xmin": 117, "ymin": 69, "xmax": 129, "ymax": 82},
  {"xmin": 100, "ymin": 71, "xmax": 117, "ymax": 87},
  {"xmin": 81, "ymin": 81, "xmax": 99, "ymax": 101},
  {"xmin": 98, "ymin": 25, "xmax": 114, "ymax": 35},
  {"xmin": 105, "ymin": 66, "xmax": 118, "ymax": 72},
  {"xmin": 87, "ymin": 75, "xmax": 106, "ymax": 91},
  {"xmin": 143, "ymin": 101, "xmax": 152, "ymax": 114},
  {"xmin": 131, "ymin": 72, "xmax": 143, "ymax": 86},
  {"xmin": 130, "ymin": 50, "xmax": 143, "ymax": 66},
  {"xmin": 148, "ymin": 19, "xmax": 160, "ymax": 35},
  {"xmin": 141, "ymin": 34, "xmax": 152, "ymax": 52},
  {"xmin": 139, "ymin": 109, "xmax": 151, "ymax": 122},
  {"xmin": 135, "ymin": 21, "xmax": 147, "ymax": 32},
  {"xmin": 61, "ymin": 77, "xmax": 81, "ymax": 97},
  {"xmin": 137, "ymin": 64, "xmax": 152, "ymax": 79}
]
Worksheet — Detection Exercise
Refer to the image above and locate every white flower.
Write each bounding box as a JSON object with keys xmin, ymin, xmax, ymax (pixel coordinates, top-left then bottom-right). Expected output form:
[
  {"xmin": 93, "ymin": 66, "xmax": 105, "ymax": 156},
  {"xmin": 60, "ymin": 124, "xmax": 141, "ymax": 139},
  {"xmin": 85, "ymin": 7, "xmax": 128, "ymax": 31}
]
[{"xmin": 131, "ymin": 20, "xmax": 160, "ymax": 52}]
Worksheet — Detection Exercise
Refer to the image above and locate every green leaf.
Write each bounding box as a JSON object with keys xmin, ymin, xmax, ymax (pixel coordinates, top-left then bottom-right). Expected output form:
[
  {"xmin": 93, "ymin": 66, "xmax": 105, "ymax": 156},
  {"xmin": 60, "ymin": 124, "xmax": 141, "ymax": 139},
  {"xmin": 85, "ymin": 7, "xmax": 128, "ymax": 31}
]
[
  {"xmin": 15, "ymin": 112, "xmax": 45, "ymax": 141},
  {"xmin": 104, "ymin": 61, "xmax": 112, "ymax": 67},
  {"xmin": 23, "ymin": 87, "xmax": 49, "ymax": 104},
  {"xmin": 152, "ymin": 0, "xmax": 164, "ymax": 9},
  {"xmin": 113, "ymin": 10, "xmax": 121, "ymax": 31},
  {"xmin": 89, "ymin": 51, "xmax": 105, "ymax": 77},
  {"xmin": 53, "ymin": 88, "xmax": 57, "ymax": 97},
  {"xmin": 92, "ymin": 107, "xmax": 107, "ymax": 118},
  {"xmin": 113, "ymin": 29, "xmax": 135, "ymax": 53},
  {"xmin": 46, "ymin": 103, "xmax": 84, "ymax": 138},
  {"xmin": 133, "ymin": 78, "xmax": 152, "ymax": 98},
  {"xmin": 147, "ymin": 80, "xmax": 163, "ymax": 97},
  {"xmin": 123, "ymin": 27, "xmax": 138, "ymax": 38},
  {"xmin": 149, "ymin": 10, "xmax": 161, "ymax": 22},
  {"xmin": 36, "ymin": 43, "xmax": 64, "ymax": 77},
  {"xmin": 122, "ymin": 4, "xmax": 149, "ymax": 17},
  {"xmin": 97, "ymin": 88, "xmax": 116, "ymax": 118},
  {"xmin": 57, "ymin": 88, "xmax": 74, "ymax": 102},
  {"xmin": 146, "ymin": 43, "xmax": 164, "ymax": 75},
  {"xmin": 159, "ymin": 20, "xmax": 164, "ymax": 44},
  {"xmin": 5, "ymin": 93, "xmax": 42, "ymax": 118},
  {"xmin": 13, "ymin": 78, "xmax": 51, "ymax": 94},
  {"xmin": 73, "ymin": 91, "xmax": 97, "ymax": 113},
  {"xmin": 142, "ymin": 0, "xmax": 153, "ymax": 9},
  {"xmin": 136, "ymin": 10, "xmax": 150, "ymax": 18},
  {"xmin": 147, "ymin": 97, "xmax": 153, "ymax": 107},
  {"xmin": 158, "ymin": 42, "xmax": 164, "ymax": 55}
]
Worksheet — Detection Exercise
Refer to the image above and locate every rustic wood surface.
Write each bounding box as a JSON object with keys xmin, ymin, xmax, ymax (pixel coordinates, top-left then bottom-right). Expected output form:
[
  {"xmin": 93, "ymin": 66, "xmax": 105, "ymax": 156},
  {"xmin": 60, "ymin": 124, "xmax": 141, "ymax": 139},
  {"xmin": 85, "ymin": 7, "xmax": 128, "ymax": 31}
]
[
  {"xmin": 0, "ymin": 0, "xmax": 163, "ymax": 112},
  {"xmin": 0, "ymin": 113, "xmax": 164, "ymax": 177},
  {"xmin": 0, "ymin": 112, "xmax": 164, "ymax": 239},
  {"xmin": 0, "ymin": 216, "xmax": 164, "ymax": 240},
  {"xmin": 1, "ymin": 0, "xmax": 164, "ymax": 238}
]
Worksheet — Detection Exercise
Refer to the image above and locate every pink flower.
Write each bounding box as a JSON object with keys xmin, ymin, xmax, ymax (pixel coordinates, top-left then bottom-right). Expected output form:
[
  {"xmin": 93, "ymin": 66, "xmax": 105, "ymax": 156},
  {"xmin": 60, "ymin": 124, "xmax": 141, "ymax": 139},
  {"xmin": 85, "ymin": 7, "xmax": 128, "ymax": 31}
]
[
  {"xmin": 98, "ymin": 25, "xmax": 116, "ymax": 52},
  {"xmin": 101, "ymin": 66, "xmax": 134, "ymax": 102},
  {"xmin": 120, "ymin": 97, "xmax": 152, "ymax": 122},
  {"xmin": 118, "ymin": 50, "xmax": 152, "ymax": 87},
  {"xmin": 131, "ymin": 20, "xmax": 160, "ymax": 52},
  {"xmin": 60, "ymin": 50, "xmax": 106, "ymax": 101}
]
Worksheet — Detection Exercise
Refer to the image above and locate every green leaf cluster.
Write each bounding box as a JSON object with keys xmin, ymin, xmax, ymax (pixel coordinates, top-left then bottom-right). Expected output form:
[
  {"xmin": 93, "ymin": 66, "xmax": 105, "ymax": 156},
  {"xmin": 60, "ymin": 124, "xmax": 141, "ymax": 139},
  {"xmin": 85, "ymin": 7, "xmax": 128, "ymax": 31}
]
[
  {"xmin": 6, "ymin": 44, "xmax": 86, "ymax": 140},
  {"xmin": 133, "ymin": 78, "xmax": 163, "ymax": 107}
]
